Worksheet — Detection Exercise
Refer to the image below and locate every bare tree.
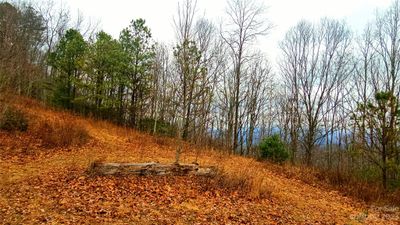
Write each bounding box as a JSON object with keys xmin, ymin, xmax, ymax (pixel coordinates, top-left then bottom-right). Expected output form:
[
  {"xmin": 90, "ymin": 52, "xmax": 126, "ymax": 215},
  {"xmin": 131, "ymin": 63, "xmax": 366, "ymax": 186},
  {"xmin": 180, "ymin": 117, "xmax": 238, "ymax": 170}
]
[
  {"xmin": 0, "ymin": 1, "xmax": 46, "ymax": 95},
  {"xmin": 173, "ymin": 0, "xmax": 222, "ymax": 144},
  {"xmin": 221, "ymin": 0, "xmax": 272, "ymax": 153},
  {"xmin": 244, "ymin": 54, "xmax": 273, "ymax": 155},
  {"xmin": 276, "ymin": 86, "xmax": 300, "ymax": 163},
  {"xmin": 38, "ymin": 0, "xmax": 70, "ymax": 68},
  {"xmin": 279, "ymin": 19, "xmax": 353, "ymax": 165},
  {"xmin": 151, "ymin": 43, "xmax": 172, "ymax": 133},
  {"xmin": 374, "ymin": 1, "xmax": 400, "ymax": 174},
  {"xmin": 351, "ymin": 0, "xmax": 400, "ymax": 188},
  {"xmin": 173, "ymin": 0, "xmax": 198, "ymax": 140}
]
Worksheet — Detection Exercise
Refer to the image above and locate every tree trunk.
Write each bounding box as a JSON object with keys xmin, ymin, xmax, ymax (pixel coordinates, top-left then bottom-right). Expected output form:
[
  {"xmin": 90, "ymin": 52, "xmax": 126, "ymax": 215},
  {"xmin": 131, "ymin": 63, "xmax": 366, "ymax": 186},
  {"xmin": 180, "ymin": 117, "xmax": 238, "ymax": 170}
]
[{"xmin": 89, "ymin": 162, "xmax": 216, "ymax": 177}]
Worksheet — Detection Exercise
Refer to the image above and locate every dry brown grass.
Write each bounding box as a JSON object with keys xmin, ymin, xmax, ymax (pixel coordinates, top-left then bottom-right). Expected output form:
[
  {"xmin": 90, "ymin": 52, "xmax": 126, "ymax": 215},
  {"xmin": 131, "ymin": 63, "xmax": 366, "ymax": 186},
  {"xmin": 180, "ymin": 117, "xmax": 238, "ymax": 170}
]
[
  {"xmin": 1, "ymin": 95, "xmax": 90, "ymax": 148},
  {"xmin": 20, "ymin": 98, "xmax": 90, "ymax": 148},
  {"xmin": 213, "ymin": 160, "xmax": 272, "ymax": 199},
  {"xmin": 263, "ymin": 161, "xmax": 400, "ymax": 205},
  {"xmin": 30, "ymin": 117, "xmax": 89, "ymax": 148},
  {"xmin": 185, "ymin": 150, "xmax": 273, "ymax": 199}
]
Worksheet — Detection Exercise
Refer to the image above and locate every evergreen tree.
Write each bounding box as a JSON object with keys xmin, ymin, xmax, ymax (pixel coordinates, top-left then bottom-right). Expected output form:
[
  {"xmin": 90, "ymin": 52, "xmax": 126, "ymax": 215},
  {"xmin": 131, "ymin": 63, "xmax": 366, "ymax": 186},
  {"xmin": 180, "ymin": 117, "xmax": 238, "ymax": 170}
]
[
  {"xmin": 354, "ymin": 92, "xmax": 400, "ymax": 188},
  {"xmin": 85, "ymin": 31, "xmax": 127, "ymax": 118},
  {"xmin": 49, "ymin": 29, "xmax": 87, "ymax": 110},
  {"xmin": 119, "ymin": 19, "xmax": 155, "ymax": 126}
]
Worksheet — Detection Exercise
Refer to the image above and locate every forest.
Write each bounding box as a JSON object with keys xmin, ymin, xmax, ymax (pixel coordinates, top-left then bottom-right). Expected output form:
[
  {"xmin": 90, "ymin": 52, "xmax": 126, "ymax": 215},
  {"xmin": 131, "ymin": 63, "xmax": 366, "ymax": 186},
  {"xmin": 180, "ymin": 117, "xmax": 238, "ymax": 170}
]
[{"xmin": 1, "ymin": 0, "xmax": 400, "ymax": 203}]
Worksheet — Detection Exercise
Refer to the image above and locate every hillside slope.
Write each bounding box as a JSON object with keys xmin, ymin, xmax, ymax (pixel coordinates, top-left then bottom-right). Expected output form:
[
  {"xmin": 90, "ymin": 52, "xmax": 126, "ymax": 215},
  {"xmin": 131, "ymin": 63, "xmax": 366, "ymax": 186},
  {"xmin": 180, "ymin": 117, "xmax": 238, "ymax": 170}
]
[{"xmin": 0, "ymin": 97, "xmax": 399, "ymax": 224}]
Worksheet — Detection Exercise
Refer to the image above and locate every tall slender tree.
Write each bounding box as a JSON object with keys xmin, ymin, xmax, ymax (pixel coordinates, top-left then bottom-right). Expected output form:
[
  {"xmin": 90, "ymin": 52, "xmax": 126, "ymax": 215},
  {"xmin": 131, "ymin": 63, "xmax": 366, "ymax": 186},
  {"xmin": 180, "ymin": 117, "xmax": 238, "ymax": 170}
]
[
  {"xmin": 222, "ymin": 0, "xmax": 272, "ymax": 152},
  {"xmin": 119, "ymin": 19, "xmax": 155, "ymax": 126},
  {"xmin": 279, "ymin": 19, "xmax": 353, "ymax": 165},
  {"xmin": 49, "ymin": 28, "xmax": 87, "ymax": 109}
]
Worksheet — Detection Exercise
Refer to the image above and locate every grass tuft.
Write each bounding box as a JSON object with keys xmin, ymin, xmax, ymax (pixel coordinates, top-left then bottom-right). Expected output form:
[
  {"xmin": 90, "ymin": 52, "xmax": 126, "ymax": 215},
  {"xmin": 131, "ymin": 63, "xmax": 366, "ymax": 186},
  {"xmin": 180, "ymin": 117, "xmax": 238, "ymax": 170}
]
[
  {"xmin": 212, "ymin": 158, "xmax": 272, "ymax": 199},
  {"xmin": 0, "ymin": 105, "xmax": 28, "ymax": 132},
  {"xmin": 31, "ymin": 117, "xmax": 90, "ymax": 148}
]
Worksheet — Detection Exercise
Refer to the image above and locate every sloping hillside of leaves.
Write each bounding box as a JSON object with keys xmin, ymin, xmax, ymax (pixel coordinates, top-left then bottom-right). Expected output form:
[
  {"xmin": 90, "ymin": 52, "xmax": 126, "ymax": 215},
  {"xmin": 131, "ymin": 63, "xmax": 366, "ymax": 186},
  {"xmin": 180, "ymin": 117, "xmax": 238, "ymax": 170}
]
[{"xmin": 0, "ymin": 97, "xmax": 399, "ymax": 224}]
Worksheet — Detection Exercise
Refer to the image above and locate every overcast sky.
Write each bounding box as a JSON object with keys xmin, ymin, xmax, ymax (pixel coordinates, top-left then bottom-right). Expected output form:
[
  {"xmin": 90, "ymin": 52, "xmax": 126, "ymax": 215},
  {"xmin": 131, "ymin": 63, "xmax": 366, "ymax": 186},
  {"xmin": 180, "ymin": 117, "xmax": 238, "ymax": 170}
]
[{"xmin": 56, "ymin": 0, "xmax": 393, "ymax": 62}]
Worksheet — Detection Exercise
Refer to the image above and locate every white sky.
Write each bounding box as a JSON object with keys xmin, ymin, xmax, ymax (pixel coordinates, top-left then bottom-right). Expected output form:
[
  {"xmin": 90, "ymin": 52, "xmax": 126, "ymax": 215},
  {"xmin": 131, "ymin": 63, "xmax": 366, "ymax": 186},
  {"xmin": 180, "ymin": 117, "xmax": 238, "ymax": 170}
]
[{"xmin": 57, "ymin": 0, "xmax": 393, "ymax": 63}]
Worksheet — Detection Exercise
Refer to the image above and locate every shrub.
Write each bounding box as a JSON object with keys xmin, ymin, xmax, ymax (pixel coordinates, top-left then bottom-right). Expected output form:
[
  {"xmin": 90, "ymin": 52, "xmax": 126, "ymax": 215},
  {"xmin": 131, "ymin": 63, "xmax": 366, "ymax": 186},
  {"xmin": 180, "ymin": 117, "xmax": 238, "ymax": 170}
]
[
  {"xmin": 0, "ymin": 106, "xmax": 28, "ymax": 132},
  {"xmin": 214, "ymin": 167, "xmax": 271, "ymax": 199},
  {"xmin": 259, "ymin": 134, "xmax": 289, "ymax": 163},
  {"xmin": 33, "ymin": 118, "xmax": 89, "ymax": 147}
]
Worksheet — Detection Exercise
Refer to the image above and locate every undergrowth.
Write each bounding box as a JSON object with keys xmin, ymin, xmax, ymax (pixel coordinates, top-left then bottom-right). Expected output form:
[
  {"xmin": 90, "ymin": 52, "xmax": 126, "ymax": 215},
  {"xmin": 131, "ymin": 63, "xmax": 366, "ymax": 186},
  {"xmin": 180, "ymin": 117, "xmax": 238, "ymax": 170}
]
[
  {"xmin": 212, "ymin": 157, "xmax": 272, "ymax": 199},
  {"xmin": 31, "ymin": 117, "xmax": 90, "ymax": 147},
  {"xmin": 0, "ymin": 105, "xmax": 28, "ymax": 132},
  {"xmin": 266, "ymin": 162, "xmax": 400, "ymax": 205}
]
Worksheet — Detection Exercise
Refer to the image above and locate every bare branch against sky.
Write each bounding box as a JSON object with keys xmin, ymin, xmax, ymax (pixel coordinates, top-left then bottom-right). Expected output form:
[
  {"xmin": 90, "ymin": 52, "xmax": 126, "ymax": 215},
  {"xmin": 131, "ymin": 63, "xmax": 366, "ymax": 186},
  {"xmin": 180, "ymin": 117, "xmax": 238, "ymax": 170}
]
[{"xmin": 35, "ymin": 0, "xmax": 393, "ymax": 61}]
